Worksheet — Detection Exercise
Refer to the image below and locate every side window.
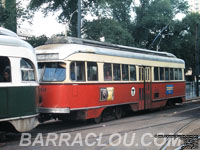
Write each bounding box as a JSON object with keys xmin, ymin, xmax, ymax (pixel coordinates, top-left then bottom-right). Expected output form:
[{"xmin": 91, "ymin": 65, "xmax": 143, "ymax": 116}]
[
  {"xmin": 165, "ymin": 68, "xmax": 169, "ymax": 80},
  {"xmin": 178, "ymin": 69, "xmax": 183, "ymax": 80},
  {"xmin": 139, "ymin": 67, "xmax": 144, "ymax": 81},
  {"xmin": 87, "ymin": 62, "xmax": 98, "ymax": 81},
  {"xmin": 160, "ymin": 67, "xmax": 164, "ymax": 80},
  {"xmin": 175, "ymin": 68, "xmax": 178, "ymax": 80},
  {"xmin": 20, "ymin": 58, "xmax": 35, "ymax": 81},
  {"xmin": 113, "ymin": 64, "xmax": 121, "ymax": 81},
  {"xmin": 170, "ymin": 68, "xmax": 174, "ymax": 80},
  {"xmin": 70, "ymin": 61, "xmax": 85, "ymax": 81},
  {"xmin": 0, "ymin": 56, "xmax": 11, "ymax": 82},
  {"xmin": 154, "ymin": 67, "xmax": 159, "ymax": 81},
  {"xmin": 104, "ymin": 63, "xmax": 112, "ymax": 81},
  {"xmin": 130, "ymin": 65, "xmax": 136, "ymax": 81},
  {"xmin": 122, "ymin": 64, "xmax": 129, "ymax": 81}
]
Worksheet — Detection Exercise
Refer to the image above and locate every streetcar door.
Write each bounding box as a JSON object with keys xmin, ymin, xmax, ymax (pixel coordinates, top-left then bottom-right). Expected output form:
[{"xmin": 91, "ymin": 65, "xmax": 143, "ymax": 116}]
[{"xmin": 144, "ymin": 67, "xmax": 152, "ymax": 109}]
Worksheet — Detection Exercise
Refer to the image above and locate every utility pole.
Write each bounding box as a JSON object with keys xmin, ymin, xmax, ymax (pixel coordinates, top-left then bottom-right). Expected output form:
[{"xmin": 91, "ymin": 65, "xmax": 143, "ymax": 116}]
[
  {"xmin": 195, "ymin": 23, "xmax": 200, "ymax": 97},
  {"xmin": 77, "ymin": 0, "xmax": 81, "ymax": 38}
]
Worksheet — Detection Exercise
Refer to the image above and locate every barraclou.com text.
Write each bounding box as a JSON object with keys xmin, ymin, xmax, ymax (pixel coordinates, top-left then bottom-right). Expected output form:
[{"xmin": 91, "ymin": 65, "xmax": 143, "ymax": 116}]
[{"xmin": 19, "ymin": 133, "xmax": 184, "ymax": 147}]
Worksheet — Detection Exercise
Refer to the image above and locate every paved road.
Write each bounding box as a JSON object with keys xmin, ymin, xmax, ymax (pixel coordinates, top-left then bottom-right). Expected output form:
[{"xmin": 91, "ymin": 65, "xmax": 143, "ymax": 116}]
[{"xmin": 1, "ymin": 100, "xmax": 200, "ymax": 150}]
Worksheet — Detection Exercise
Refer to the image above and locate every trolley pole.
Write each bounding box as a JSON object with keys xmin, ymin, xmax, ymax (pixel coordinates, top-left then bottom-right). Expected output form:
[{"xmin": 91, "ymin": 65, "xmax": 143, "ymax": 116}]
[
  {"xmin": 195, "ymin": 23, "xmax": 200, "ymax": 97},
  {"xmin": 77, "ymin": 0, "xmax": 81, "ymax": 38}
]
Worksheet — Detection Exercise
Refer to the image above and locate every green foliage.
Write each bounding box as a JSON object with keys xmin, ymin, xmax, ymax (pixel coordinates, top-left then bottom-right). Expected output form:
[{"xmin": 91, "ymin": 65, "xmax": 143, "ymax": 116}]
[
  {"xmin": 26, "ymin": 35, "xmax": 48, "ymax": 48},
  {"xmin": 29, "ymin": 0, "xmax": 79, "ymax": 37},
  {"xmin": 155, "ymin": 13, "xmax": 200, "ymax": 75},
  {"xmin": 83, "ymin": 18, "xmax": 134, "ymax": 46},
  {"xmin": 104, "ymin": 0, "xmax": 132, "ymax": 26},
  {"xmin": 0, "ymin": 3, "xmax": 9, "ymax": 26},
  {"xmin": 177, "ymin": 13, "xmax": 200, "ymax": 74},
  {"xmin": 0, "ymin": 0, "xmax": 33, "ymax": 32},
  {"xmin": 4, "ymin": 0, "xmax": 17, "ymax": 32},
  {"xmin": 28, "ymin": 0, "xmax": 200, "ymax": 75},
  {"xmin": 133, "ymin": 0, "xmax": 189, "ymax": 48},
  {"xmin": 82, "ymin": 0, "xmax": 133, "ymax": 45}
]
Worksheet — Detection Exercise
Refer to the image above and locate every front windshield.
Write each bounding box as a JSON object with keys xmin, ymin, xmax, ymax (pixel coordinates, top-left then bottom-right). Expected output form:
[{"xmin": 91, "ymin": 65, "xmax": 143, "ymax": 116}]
[{"xmin": 38, "ymin": 62, "xmax": 66, "ymax": 82}]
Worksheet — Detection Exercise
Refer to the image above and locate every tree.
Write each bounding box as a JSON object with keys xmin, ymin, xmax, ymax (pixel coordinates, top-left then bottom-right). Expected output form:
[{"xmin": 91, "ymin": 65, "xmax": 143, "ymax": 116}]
[
  {"xmin": 26, "ymin": 35, "xmax": 48, "ymax": 48},
  {"xmin": 0, "ymin": 2, "xmax": 9, "ymax": 26},
  {"xmin": 83, "ymin": 18, "xmax": 134, "ymax": 46},
  {"xmin": 29, "ymin": 0, "xmax": 80, "ymax": 37},
  {"xmin": 4, "ymin": 0, "xmax": 17, "ymax": 32},
  {"xmin": 0, "ymin": 0, "xmax": 33, "ymax": 33},
  {"xmin": 154, "ymin": 12, "xmax": 200, "ymax": 75},
  {"xmin": 132, "ymin": 0, "xmax": 189, "ymax": 49},
  {"xmin": 83, "ymin": 0, "xmax": 134, "ymax": 45},
  {"xmin": 177, "ymin": 13, "xmax": 200, "ymax": 74},
  {"xmin": 28, "ymin": 0, "xmax": 133, "ymax": 44},
  {"xmin": 87, "ymin": 0, "xmax": 133, "ymax": 28}
]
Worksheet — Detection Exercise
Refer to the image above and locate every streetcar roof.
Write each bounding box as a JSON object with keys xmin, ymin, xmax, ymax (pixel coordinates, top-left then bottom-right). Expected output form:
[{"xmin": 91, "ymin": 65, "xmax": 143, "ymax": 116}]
[
  {"xmin": 36, "ymin": 36, "xmax": 185, "ymax": 64},
  {"xmin": 0, "ymin": 27, "xmax": 37, "ymax": 64},
  {"xmin": 0, "ymin": 27, "xmax": 34, "ymax": 51}
]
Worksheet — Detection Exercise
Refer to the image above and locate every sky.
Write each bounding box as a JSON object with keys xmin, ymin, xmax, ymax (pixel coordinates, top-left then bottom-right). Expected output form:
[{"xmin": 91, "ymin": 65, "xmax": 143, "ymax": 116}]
[
  {"xmin": 19, "ymin": 0, "xmax": 184, "ymax": 37},
  {"xmin": 19, "ymin": 0, "xmax": 141, "ymax": 37},
  {"xmin": 18, "ymin": 0, "xmax": 65, "ymax": 37},
  {"xmin": 20, "ymin": 11, "xmax": 65, "ymax": 37}
]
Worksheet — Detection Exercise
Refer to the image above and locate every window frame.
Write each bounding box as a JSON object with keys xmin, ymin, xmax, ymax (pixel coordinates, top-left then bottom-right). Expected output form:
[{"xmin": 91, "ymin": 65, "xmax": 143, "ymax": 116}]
[
  {"xmin": 178, "ymin": 68, "xmax": 183, "ymax": 80},
  {"xmin": 122, "ymin": 64, "xmax": 129, "ymax": 81},
  {"xmin": 139, "ymin": 67, "xmax": 144, "ymax": 81},
  {"xmin": 165, "ymin": 68, "xmax": 170, "ymax": 81},
  {"xmin": 174, "ymin": 68, "xmax": 179, "ymax": 80},
  {"xmin": 87, "ymin": 61, "xmax": 98, "ymax": 81},
  {"xmin": 70, "ymin": 61, "xmax": 86, "ymax": 82},
  {"xmin": 154, "ymin": 67, "xmax": 159, "ymax": 81},
  {"xmin": 170, "ymin": 68, "xmax": 174, "ymax": 81},
  {"xmin": 113, "ymin": 63, "xmax": 121, "ymax": 81},
  {"xmin": 160, "ymin": 67, "xmax": 165, "ymax": 81},
  {"xmin": 104, "ymin": 63, "xmax": 113, "ymax": 81},
  {"xmin": 130, "ymin": 65, "xmax": 137, "ymax": 81},
  {"xmin": 20, "ymin": 58, "xmax": 36, "ymax": 82}
]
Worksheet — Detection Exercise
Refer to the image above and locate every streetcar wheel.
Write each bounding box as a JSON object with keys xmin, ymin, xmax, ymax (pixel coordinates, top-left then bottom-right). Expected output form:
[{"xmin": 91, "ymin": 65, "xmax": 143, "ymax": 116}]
[
  {"xmin": 115, "ymin": 107, "xmax": 123, "ymax": 119},
  {"xmin": 166, "ymin": 100, "xmax": 175, "ymax": 108},
  {"xmin": 93, "ymin": 114, "xmax": 102, "ymax": 124}
]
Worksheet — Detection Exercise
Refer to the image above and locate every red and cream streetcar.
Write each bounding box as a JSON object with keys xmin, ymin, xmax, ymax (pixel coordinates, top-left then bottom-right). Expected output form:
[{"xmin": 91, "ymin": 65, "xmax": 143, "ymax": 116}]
[{"xmin": 36, "ymin": 37, "xmax": 185, "ymax": 123}]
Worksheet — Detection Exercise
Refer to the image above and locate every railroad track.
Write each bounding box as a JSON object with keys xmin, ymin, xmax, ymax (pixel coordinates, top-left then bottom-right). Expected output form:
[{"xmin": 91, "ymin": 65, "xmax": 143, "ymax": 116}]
[
  {"xmin": 19, "ymin": 106, "xmax": 200, "ymax": 150},
  {"xmin": 2, "ymin": 101, "xmax": 200, "ymax": 150},
  {"xmin": 6, "ymin": 117, "xmax": 198, "ymax": 150},
  {"xmin": 38, "ymin": 98, "xmax": 200, "ymax": 134},
  {"xmin": 175, "ymin": 136, "xmax": 200, "ymax": 150},
  {"xmin": 158, "ymin": 118, "xmax": 198, "ymax": 150},
  {"xmin": 157, "ymin": 98, "xmax": 200, "ymax": 150},
  {"xmin": 90, "ymin": 117, "xmax": 199, "ymax": 150},
  {"xmin": 33, "ymin": 104, "xmax": 200, "ymax": 135}
]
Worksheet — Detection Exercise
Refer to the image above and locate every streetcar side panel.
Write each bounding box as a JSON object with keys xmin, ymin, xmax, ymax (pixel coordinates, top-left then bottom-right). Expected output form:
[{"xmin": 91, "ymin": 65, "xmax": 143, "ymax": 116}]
[
  {"xmin": 36, "ymin": 42, "xmax": 185, "ymax": 121},
  {"xmin": 0, "ymin": 28, "xmax": 39, "ymax": 132}
]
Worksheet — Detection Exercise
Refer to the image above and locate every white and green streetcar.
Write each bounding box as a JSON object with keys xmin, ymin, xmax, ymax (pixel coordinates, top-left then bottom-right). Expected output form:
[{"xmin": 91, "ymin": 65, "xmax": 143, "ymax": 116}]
[{"xmin": 0, "ymin": 28, "xmax": 39, "ymax": 132}]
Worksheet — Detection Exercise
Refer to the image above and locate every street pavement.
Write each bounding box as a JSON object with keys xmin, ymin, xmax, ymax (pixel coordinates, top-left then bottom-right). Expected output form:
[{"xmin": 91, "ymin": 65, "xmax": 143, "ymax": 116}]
[{"xmin": 0, "ymin": 99, "xmax": 200, "ymax": 150}]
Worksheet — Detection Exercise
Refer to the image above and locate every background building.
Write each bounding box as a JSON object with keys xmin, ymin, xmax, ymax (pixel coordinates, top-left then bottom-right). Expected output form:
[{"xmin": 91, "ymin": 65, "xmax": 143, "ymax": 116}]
[{"xmin": 188, "ymin": 0, "xmax": 200, "ymax": 13}]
